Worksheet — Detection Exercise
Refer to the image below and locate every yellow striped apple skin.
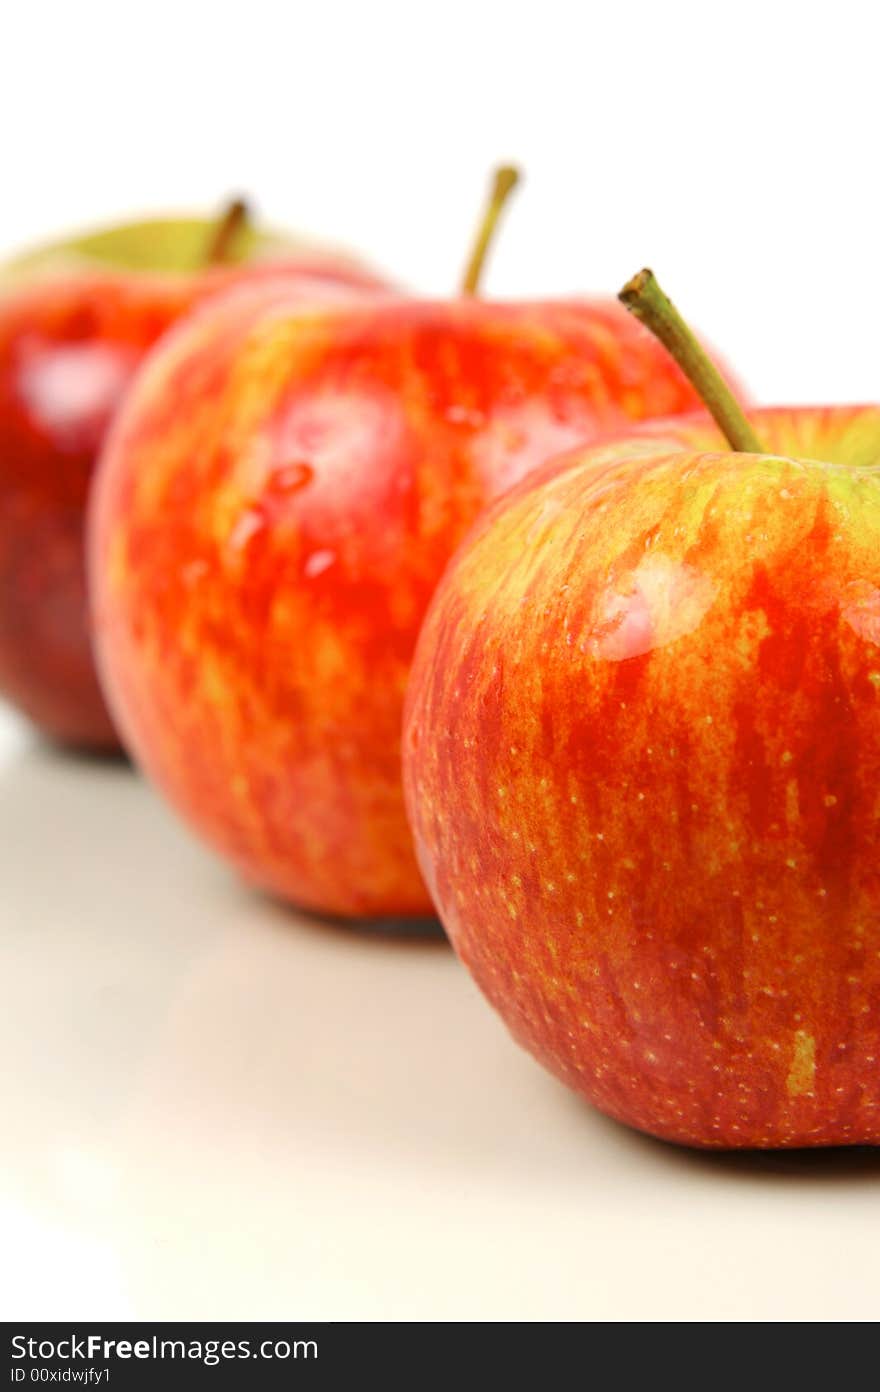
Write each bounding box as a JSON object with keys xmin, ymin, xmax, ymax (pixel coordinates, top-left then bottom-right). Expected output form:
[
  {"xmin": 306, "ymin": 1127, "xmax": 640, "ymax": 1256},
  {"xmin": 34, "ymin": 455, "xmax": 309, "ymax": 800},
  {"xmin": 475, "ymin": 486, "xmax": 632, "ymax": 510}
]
[
  {"xmin": 404, "ymin": 405, "xmax": 880, "ymax": 1147},
  {"xmin": 88, "ymin": 291, "xmax": 709, "ymax": 918}
]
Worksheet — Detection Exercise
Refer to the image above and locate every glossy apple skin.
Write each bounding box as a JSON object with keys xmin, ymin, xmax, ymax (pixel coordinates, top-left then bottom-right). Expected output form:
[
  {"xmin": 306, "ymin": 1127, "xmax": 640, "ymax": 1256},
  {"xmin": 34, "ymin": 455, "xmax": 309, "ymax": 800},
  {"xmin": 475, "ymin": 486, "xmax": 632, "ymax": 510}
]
[
  {"xmin": 89, "ymin": 288, "xmax": 710, "ymax": 916},
  {"xmin": 0, "ymin": 254, "xmax": 386, "ymax": 750},
  {"xmin": 404, "ymin": 405, "xmax": 880, "ymax": 1147}
]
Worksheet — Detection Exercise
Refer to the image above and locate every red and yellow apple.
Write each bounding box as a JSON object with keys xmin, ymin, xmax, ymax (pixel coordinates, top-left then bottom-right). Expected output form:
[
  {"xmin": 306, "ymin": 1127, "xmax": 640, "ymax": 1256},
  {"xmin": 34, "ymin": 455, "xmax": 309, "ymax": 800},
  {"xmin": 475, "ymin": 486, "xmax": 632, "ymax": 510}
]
[
  {"xmin": 403, "ymin": 286, "xmax": 880, "ymax": 1147},
  {"xmin": 88, "ymin": 277, "xmax": 716, "ymax": 918},
  {"xmin": 0, "ymin": 207, "xmax": 386, "ymax": 749}
]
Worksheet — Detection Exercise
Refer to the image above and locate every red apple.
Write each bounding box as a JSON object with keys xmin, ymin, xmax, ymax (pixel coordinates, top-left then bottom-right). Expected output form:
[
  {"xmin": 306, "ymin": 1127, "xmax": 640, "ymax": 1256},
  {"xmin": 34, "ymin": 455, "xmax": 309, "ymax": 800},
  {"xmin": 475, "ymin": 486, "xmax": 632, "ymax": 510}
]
[
  {"xmin": 0, "ymin": 203, "xmax": 387, "ymax": 750},
  {"xmin": 88, "ymin": 221, "xmax": 724, "ymax": 919},
  {"xmin": 403, "ymin": 271, "xmax": 880, "ymax": 1147}
]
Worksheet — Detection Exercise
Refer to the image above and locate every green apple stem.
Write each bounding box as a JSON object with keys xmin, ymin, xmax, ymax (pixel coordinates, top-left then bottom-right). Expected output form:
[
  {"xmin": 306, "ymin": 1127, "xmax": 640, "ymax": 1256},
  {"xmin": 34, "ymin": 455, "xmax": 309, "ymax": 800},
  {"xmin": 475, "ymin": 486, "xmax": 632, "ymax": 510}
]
[
  {"xmin": 461, "ymin": 165, "xmax": 521, "ymax": 295},
  {"xmin": 205, "ymin": 198, "xmax": 250, "ymax": 266},
  {"xmin": 619, "ymin": 269, "xmax": 763, "ymax": 453}
]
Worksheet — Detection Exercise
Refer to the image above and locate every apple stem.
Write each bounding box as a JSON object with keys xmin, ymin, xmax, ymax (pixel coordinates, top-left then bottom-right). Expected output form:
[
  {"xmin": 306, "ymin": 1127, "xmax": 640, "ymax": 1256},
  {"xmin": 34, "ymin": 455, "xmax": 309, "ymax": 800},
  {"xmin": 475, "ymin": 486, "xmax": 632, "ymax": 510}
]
[
  {"xmin": 461, "ymin": 165, "xmax": 521, "ymax": 296},
  {"xmin": 619, "ymin": 269, "xmax": 763, "ymax": 453},
  {"xmin": 205, "ymin": 198, "xmax": 250, "ymax": 266}
]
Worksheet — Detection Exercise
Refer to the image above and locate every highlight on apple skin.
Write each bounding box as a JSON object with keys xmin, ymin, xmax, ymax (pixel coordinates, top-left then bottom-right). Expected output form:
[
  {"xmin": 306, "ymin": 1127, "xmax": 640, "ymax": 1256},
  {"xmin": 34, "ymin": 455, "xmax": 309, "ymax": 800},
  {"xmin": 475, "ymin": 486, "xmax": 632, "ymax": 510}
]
[
  {"xmin": 0, "ymin": 209, "xmax": 388, "ymax": 751},
  {"xmin": 87, "ymin": 286, "xmax": 714, "ymax": 920},
  {"xmin": 403, "ymin": 404, "xmax": 880, "ymax": 1148}
]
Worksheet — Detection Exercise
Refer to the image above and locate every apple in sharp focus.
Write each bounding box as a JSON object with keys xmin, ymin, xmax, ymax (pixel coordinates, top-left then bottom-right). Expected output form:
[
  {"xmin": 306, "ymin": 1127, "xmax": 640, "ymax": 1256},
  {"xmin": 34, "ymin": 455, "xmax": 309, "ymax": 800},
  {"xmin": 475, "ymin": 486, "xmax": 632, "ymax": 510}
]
[
  {"xmin": 0, "ymin": 203, "xmax": 388, "ymax": 750},
  {"xmin": 403, "ymin": 271, "xmax": 880, "ymax": 1147},
  {"xmin": 87, "ymin": 199, "xmax": 727, "ymax": 919}
]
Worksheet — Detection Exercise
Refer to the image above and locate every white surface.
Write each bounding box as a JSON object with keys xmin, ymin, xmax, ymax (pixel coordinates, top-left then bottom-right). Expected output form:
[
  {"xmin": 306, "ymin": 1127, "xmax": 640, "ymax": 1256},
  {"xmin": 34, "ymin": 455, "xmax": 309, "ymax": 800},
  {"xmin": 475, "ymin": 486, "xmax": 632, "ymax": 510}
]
[{"xmin": 2, "ymin": 707, "xmax": 880, "ymax": 1323}]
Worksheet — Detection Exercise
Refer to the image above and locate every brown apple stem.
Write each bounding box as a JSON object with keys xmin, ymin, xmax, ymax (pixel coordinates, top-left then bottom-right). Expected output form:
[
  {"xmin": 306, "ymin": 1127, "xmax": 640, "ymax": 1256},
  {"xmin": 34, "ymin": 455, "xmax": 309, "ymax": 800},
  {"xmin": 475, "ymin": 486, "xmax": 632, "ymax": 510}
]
[
  {"xmin": 205, "ymin": 198, "xmax": 250, "ymax": 265},
  {"xmin": 461, "ymin": 165, "xmax": 521, "ymax": 295},
  {"xmin": 619, "ymin": 269, "xmax": 763, "ymax": 453}
]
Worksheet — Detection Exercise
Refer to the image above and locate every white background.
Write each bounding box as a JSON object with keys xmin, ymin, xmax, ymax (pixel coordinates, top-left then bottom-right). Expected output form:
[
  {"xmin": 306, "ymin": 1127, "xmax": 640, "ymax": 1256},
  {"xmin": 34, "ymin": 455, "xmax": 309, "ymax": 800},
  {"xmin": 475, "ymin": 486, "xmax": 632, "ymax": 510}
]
[
  {"xmin": 3, "ymin": 0, "xmax": 879, "ymax": 407},
  {"xmin": 3, "ymin": 0, "xmax": 880, "ymax": 1324}
]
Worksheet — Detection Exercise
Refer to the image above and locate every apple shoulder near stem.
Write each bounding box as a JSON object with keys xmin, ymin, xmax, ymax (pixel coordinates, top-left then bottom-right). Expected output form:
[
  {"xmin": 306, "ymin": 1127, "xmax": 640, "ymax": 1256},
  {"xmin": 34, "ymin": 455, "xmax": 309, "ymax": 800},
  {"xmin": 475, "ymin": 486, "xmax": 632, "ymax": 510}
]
[
  {"xmin": 87, "ymin": 179, "xmax": 724, "ymax": 920},
  {"xmin": 0, "ymin": 203, "xmax": 387, "ymax": 750},
  {"xmin": 404, "ymin": 273, "xmax": 880, "ymax": 1149}
]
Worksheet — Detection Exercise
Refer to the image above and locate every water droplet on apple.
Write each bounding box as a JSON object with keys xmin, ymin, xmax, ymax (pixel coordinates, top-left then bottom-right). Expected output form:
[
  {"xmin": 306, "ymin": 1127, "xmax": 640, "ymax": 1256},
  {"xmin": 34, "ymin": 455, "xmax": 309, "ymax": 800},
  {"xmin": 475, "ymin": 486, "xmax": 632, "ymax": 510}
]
[
  {"xmin": 304, "ymin": 548, "xmax": 336, "ymax": 578},
  {"xmin": 227, "ymin": 506, "xmax": 266, "ymax": 552},
  {"xmin": 588, "ymin": 556, "xmax": 717, "ymax": 661},
  {"xmin": 270, "ymin": 461, "xmax": 315, "ymax": 495}
]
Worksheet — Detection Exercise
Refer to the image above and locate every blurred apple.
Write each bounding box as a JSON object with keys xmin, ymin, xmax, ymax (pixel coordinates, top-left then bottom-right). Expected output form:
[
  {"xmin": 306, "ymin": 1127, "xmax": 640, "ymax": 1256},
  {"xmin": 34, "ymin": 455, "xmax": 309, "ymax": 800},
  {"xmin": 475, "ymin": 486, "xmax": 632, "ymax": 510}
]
[
  {"xmin": 0, "ymin": 201, "xmax": 388, "ymax": 749},
  {"xmin": 88, "ymin": 193, "xmax": 721, "ymax": 919}
]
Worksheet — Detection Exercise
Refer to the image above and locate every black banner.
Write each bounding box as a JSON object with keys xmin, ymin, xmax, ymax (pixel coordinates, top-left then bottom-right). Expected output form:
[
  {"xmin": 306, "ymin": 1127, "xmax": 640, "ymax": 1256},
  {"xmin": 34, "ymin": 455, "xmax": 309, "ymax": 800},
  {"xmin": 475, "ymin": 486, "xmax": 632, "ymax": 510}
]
[
  {"xmin": 1, "ymin": 1319, "xmax": 842, "ymax": 1381},
  {"xmin": 2, "ymin": 1322, "xmax": 581, "ymax": 1386}
]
